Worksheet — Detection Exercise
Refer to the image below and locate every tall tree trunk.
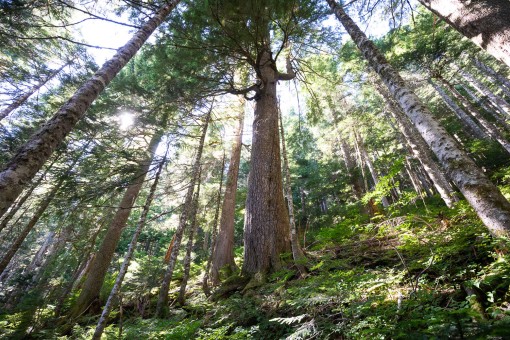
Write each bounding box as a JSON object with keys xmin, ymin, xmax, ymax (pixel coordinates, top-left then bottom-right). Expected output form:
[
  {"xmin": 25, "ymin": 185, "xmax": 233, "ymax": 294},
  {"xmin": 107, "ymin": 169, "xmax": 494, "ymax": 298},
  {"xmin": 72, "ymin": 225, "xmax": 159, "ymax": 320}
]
[
  {"xmin": 0, "ymin": 0, "xmax": 181, "ymax": 218},
  {"xmin": 327, "ymin": 0, "xmax": 510, "ymax": 236},
  {"xmin": 92, "ymin": 151, "xmax": 166, "ymax": 340},
  {"xmin": 279, "ymin": 106, "xmax": 308, "ymax": 274},
  {"xmin": 353, "ymin": 129, "xmax": 390, "ymax": 208},
  {"xmin": 417, "ymin": 0, "xmax": 510, "ymax": 67},
  {"xmin": 0, "ymin": 63, "xmax": 67, "ymax": 122},
  {"xmin": 472, "ymin": 58, "xmax": 510, "ymax": 95},
  {"xmin": 203, "ymin": 153, "xmax": 226, "ymax": 294},
  {"xmin": 456, "ymin": 67, "xmax": 510, "ymax": 116},
  {"xmin": 339, "ymin": 138, "xmax": 364, "ymax": 200},
  {"xmin": 242, "ymin": 49, "xmax": 291, "ymax": 277},
  {"xmin": 156, "ymin": 110, "xmax": 210, "ymax": 318},
  {"xmin": 436, "ymin": 76, "xmax": 510, "ymax": 154},
  {"xmin": 210, "ymin": 106, "xmax": 244, "ymax": 285},
  {"xmin": 429, "ymin": 79, "xmax": 488, "ymax": 139},
  {"xmin": 177, "ymin": 180, "xmax": 201, "ymax": 306},
  {"xmin": 69, "ymin": 132, "xmax": 163, "ymax": 319}
]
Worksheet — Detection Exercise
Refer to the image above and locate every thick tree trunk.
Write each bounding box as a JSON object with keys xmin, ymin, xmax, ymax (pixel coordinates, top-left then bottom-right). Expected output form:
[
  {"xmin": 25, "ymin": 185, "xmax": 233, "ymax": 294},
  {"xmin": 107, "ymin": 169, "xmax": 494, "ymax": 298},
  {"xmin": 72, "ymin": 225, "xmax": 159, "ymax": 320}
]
[
  {"xmin": 429, "ymin": 79, "xmax": 488, "ymax": 139},
  {"xmin": 210, "ymin": 106, "xmax": 244, "ymax": 285},
  {"xmin": 0, "ymin": 0, "xmax": 181, "ymax": 218},
  {"xmin": 417, "ymin": 0, "xmax": 510, "ymax": 67},
  {"xmin": 177, "ymin": 184, "xmax": 201, "ymax": 306},
  {"xmin": 93, "ymin": 152, "xmax": 166, "ymax": 340},
  {"xmin": 242, "ymin": 49, "xmax": 291, "ymax": 277},
  {"xmin": 279, "ymin": 107, "xmax": 308, "ymax": 274},
  {"xmin": 0, "ymin": 63, "xmax": 67, "ymax": 122},
  {"xmin": 437, "ymin": 76, "xmax": 510, "ymax": 154},
  {"xmin": 327, "ymin": 0, "xmax": 510, "ymax": 235},
  {"xmin": 473, "ymin": 58, "xmax": 510, "ymax": 95},
  {"xmin": 156, "ymin": 110, "xmax": 210, "ymax": 318},
  {"xmin": 70, "ymin": 132, "xmax": 163, "ymax": 319},
  {"xmin": 203, "ymin": 153, "xmax": 226, "ymax": 293},
  {"xmin": 457, "ymin": 67, "xmax": 510, "ymax": 116}
]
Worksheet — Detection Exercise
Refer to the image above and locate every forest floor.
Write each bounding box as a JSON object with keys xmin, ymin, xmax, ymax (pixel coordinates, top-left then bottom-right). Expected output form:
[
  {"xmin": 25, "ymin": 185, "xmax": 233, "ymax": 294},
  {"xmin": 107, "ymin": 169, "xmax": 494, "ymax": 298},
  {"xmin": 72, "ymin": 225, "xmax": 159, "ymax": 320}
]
[{"xmin": 2, "ymin": 200, "xmax": 510, "ymax": 339}]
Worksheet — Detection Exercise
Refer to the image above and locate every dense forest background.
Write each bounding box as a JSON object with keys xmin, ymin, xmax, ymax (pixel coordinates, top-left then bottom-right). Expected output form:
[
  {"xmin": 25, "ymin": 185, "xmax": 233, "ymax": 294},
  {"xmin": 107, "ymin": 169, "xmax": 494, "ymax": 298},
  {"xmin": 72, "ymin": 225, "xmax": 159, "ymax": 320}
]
[{"xmin": 1, "ymin": 0, "xmax": 510, "ymax": 338}]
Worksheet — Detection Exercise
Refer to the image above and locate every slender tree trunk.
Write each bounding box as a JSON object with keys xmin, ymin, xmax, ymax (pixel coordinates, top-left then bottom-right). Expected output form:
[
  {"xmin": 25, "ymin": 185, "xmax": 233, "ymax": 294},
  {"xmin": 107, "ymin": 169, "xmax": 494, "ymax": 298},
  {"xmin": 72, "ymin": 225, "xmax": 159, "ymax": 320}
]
[
  {"xmin": 92, "ymin": 151, "xmax": 166, "ymax": 340},
  {"xmin": 353, "ymin": 129, "xmax": 390, "ymax": 208},
  {"xmin": 437, "ymin": 76, "xmax": 510, "ymax": 154},
  {"xmin": 203, "ymin": 153, "xmax": 226, "ymax": 294},
  {"xmin": 25, "ymin": 231, "xmax": 55, "ymax": 274},
  {"xmin": 429, "ymin": 79, "xmax": 488, "ymax": 139},
  {"xmin": 456, "ymin": 67, "xmax": 510, "ymax": 115},
  {"xmin": 339, "ymin": 138, "xmax": 364, "ymax": 200},
  {"xmin": 177, "ymin": 181, "xmax": 201, "ymax": 306},
  {"xmin": 0, "ymin": 0, "xmax": 181, "ymax": 218},
  {"xmin": 460, "ymin": 83, "xmax": 510, "ymax": 129},
  {"xmin": 69, "ymin": 132, "xmax": 163, "ymax": 319},
  {"xmin": 210, "ymin": 106, "xmax": 244, "ymax": 285},
  {"xmin": 0, "ymin": 64, "xmax": 67, "ymax": 122},
  {"xmin": 417, "ymin": 0, "xmax": 510, "ymax": 67},
  {"xmin": 242, "ymin": 48, "xmax": 291, "ymax": 277},
  {"xmin": 327, "ymin": 0, "xmax": 510, "ymax": 235},
  {"xmin": 473, "ymin": 58, "xmax": 510, "ymax": 94},
  {"xmin": 156, "ymin": 110, "xmax": 210, "ymax": 318},
  {"xmin": 279, "ymin": 106, "xmax": 307, "ymax": 274}
]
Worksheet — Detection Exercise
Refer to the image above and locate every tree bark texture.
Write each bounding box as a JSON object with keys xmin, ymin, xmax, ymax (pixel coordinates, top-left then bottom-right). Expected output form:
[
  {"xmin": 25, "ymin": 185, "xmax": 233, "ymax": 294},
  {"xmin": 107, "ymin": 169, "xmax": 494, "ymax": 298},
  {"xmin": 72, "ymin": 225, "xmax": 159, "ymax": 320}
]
[
  {"xmin": 327, "ymin": 0, "xmax": 510, "ymax": 236},
  {"xmin": 156, "ymin": 110, "xmax": 210, "ymax": 317},
  {"xmin": 210, "ymin": 106, "xmax": 244, "ymax": 284},
  {"xmin": 242, "ymin": 49, "xmax": 291, "ymax": 276},
  {"xmin": 0, "ymin": 63, "xmax": 67, "ymax": 122},
  {"xmin": 436, "ymin": 76, "xmax": 510, "ymax": 154},
  {"xmin": 70, "ymin": 132, "xmax": 162, "ymax": 319},
  {"xmin": 417, "ymin": 0, "xmax": 510, "ymax": 67},
  {"xmin": 0, "ymin": 0, "xmax": 181, "ymax": 219},
  {"xmin": 93, "ymin": 151, "xmax": 166, "ymax": 340}
]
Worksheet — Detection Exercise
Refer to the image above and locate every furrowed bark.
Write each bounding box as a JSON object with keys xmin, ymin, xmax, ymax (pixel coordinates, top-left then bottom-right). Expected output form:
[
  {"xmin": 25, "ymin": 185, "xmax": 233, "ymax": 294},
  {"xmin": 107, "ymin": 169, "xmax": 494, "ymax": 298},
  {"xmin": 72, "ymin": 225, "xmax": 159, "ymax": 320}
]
[
  {"xmin": 417, "ymin": 0, "xmax": 510, "ymax": 67},
  {"xmin": 327, "ymin": 0, "xmax": 510, "ymax": 235},
  {"xmin": 93, "ymin": 150, "xmax": 166, "ymax": 340},
  {"xmin": 210, "ymin": 104, "xmax": 244, "ymax": 285},
  {"xmin": 0, "ymin": 0, "xmax": 181, "ymax": 218},
  {"xmin": 156, "ymin": 109, "xmax": 211, "ymax": 318},
  {"xmin": 242, "ymin": 48, "xmax": 291, "ymax": 277}
]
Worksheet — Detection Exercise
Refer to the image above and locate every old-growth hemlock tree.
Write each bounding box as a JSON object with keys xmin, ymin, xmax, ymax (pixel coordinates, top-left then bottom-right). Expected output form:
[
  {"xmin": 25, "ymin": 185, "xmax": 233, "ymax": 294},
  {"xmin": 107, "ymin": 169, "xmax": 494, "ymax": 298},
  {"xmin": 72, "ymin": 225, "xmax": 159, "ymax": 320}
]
[
  {"xmin": 174, "ymin": 0, "xmax": 330, "ymax": 278},
  {"xmin": 0, "ymin": 0, "xmax": 181, "ymax": 218},
  {"xmin": 327, "ymin": 0, "xmax": 510, "ymax": 236}
]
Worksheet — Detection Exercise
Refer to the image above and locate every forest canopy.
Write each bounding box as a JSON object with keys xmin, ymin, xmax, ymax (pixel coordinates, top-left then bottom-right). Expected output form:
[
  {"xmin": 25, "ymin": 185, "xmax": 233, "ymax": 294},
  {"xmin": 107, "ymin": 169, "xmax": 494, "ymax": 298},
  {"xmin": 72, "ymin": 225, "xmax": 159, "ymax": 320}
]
[{"xmin": 1, "ymin": 0, "xmax": 510, "ymax": 338}]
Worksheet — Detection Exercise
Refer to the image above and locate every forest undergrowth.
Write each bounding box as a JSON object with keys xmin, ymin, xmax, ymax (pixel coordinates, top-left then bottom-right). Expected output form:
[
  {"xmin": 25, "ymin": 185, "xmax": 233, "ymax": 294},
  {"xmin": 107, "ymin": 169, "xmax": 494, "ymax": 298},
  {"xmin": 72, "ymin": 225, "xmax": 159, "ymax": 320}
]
[{"xmin": 2, "ymin": 197, "xmax": 509, "ymax": 339}]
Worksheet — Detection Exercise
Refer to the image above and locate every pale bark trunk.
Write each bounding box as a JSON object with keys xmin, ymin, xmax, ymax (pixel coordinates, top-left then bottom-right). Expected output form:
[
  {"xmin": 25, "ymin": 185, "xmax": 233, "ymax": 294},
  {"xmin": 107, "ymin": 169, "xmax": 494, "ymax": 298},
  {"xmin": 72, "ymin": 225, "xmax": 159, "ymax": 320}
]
[
  {"xmin": 437, "ymin": 76, "xmax": 510, "ymax": 154},
  {"xmin": 156, "ymin": 110, "xmax": 210, "ymax": 318},
  {"xmin": 70, "ymin": 132, "xmax": 162, "ymax": 318},
  {"xmin": 460, "ymin": 83, "xmax": 510, "ymax": 130},
  {"xmin": 177, "ymin": 183, "xmax": 201, "ymax": 306},
  {"xmin": 93, "ymin": 152, "xmax": 166, "ymax": 340},
  {"xmin": 242, "ymin": 49, "xmax": 291, "ymax": 276},
  {"xmin": 327, "ymin": 0, "xmax": 510, "ymax": 235},
  {"xmin": 203, "ymin": 153, "xmax": 226, "ymax": 293},
  {"xmin": 457, "ymin": 67, "xmax": 510, "ymax": 116},
  {"xmin": 473, "ymin": 58, "xmax": 510, "ymax": 95},
  {"xmin": 210, "ymin": 106, "xmax": 244, "ymax": 285},
  {"xmin": 0, "ymin": 64, "xmax": 67, "ymax": 122},
  {"xmin": 429, "ymin": 79, "xmax": 488, "ymax": 139},
  {"xmin": 25, "ymin": 231, "xmax": 55, "ymax": 274},
  {"xmin": 0, "ymin": 0, "xmax": 181, "ymax": 218},
  {"xmin": 404, "ymin": 157, "xmax": 428, "ymax": 201},
  {"xmin": 279, "ymin": 106, "xmax": 307, "ymax": 274},
  {"xmin": 417, "ymin": 0, "xmax": 510, "ymax": 68},
  {"xmin": 339, "ymin": 138, "xmax": 364, "ymax": 200}
]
